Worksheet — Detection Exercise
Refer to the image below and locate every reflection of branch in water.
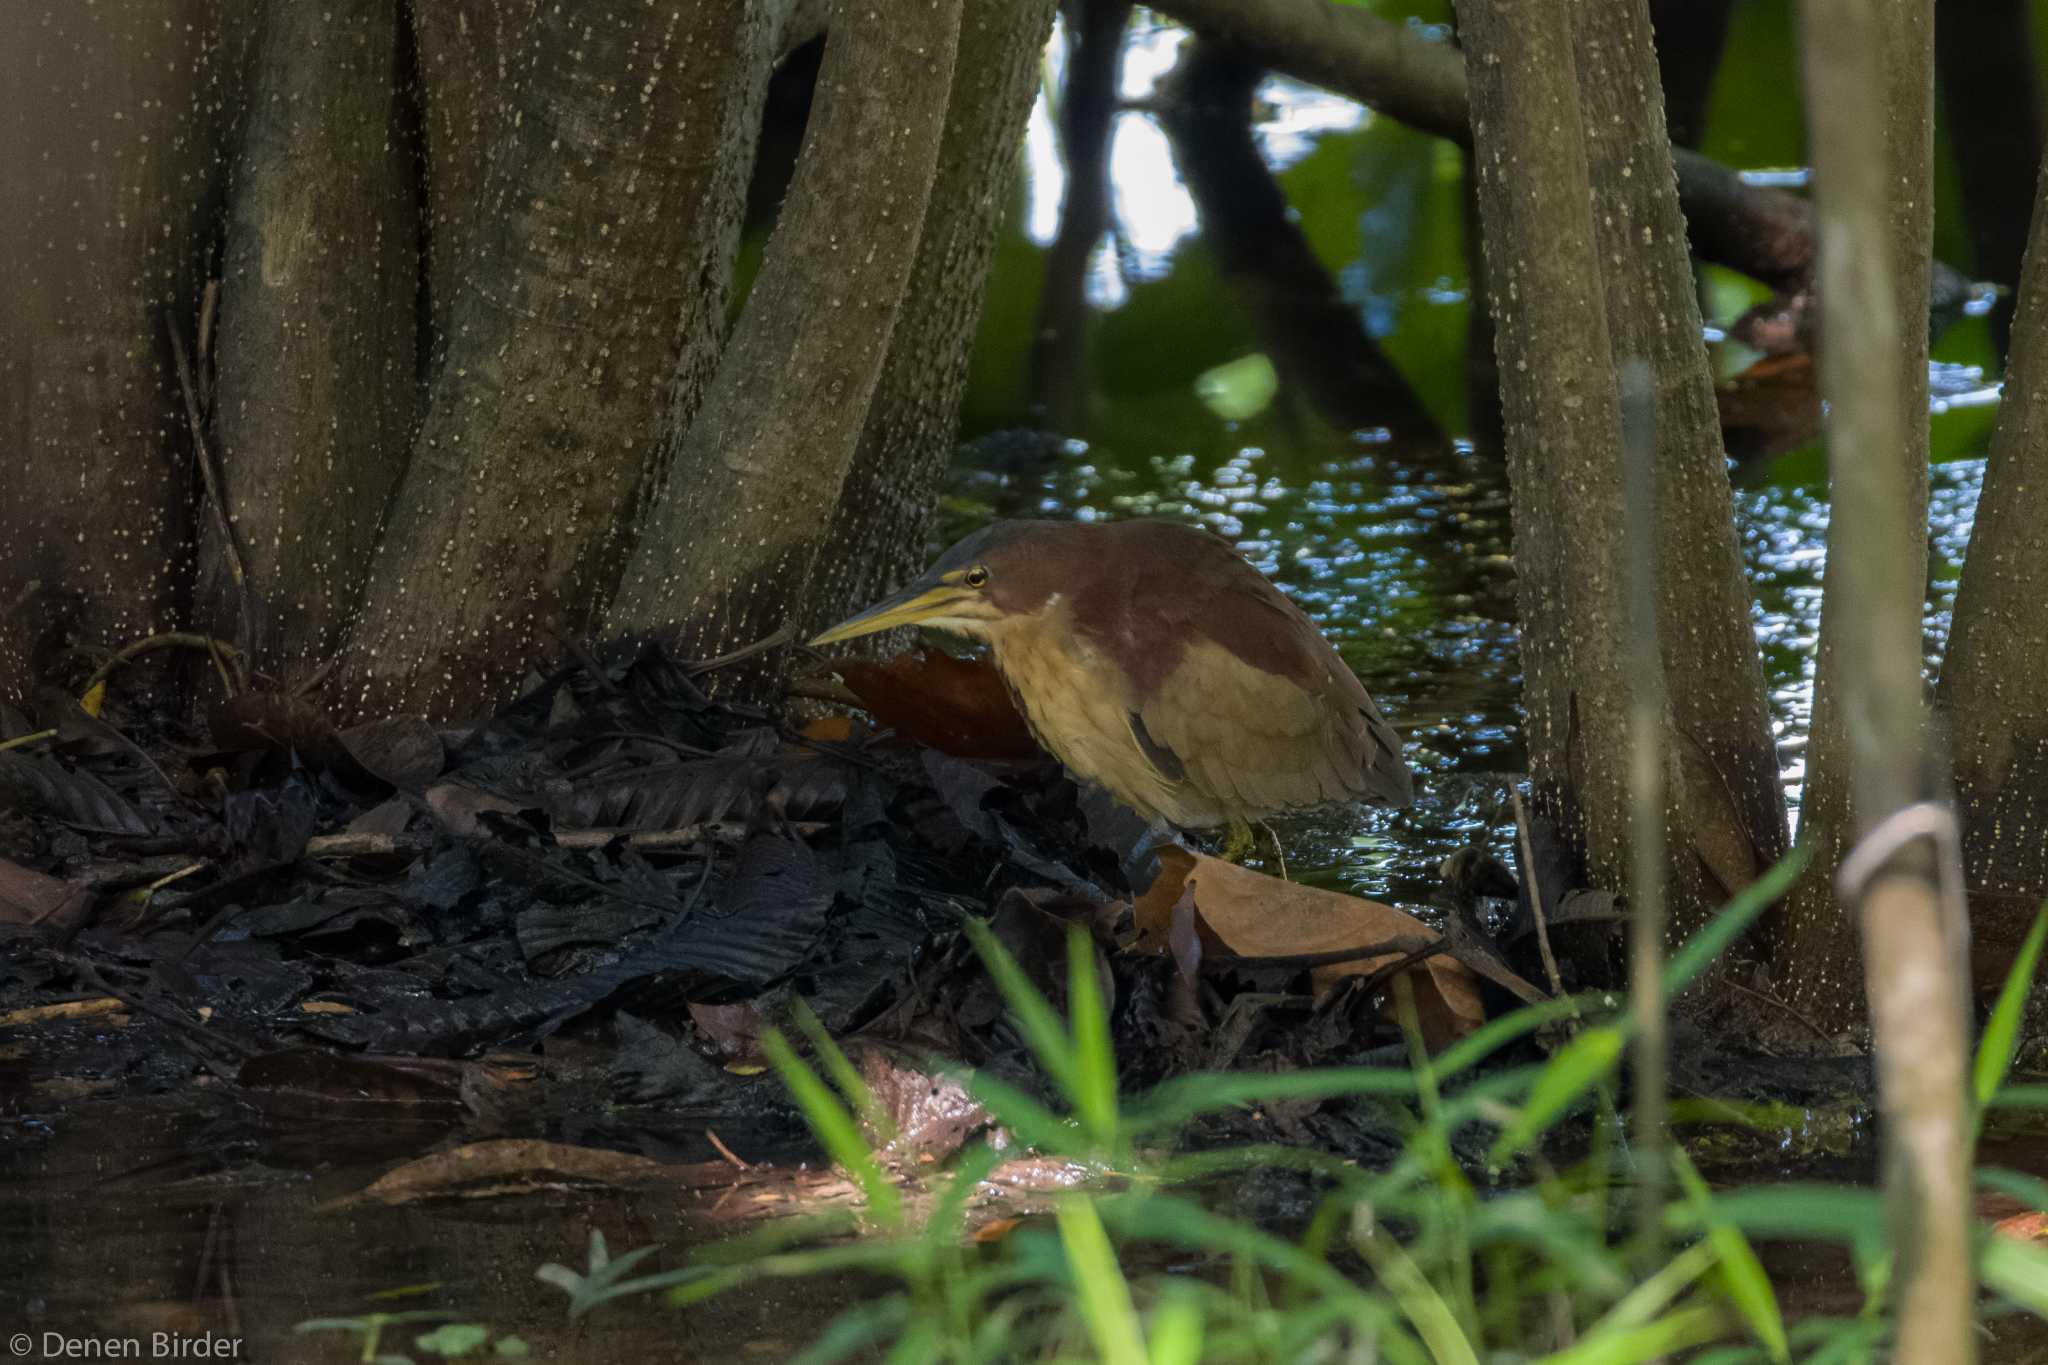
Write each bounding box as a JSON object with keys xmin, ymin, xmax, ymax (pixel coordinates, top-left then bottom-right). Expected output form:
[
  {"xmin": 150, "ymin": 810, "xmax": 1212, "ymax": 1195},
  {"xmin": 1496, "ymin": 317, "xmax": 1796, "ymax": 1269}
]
[
  {"xmin": 1159, "ymin": 42, "xmax": 1445, "ymax": 452},
  {"xmin": 1647, "ymin": 0, "xmax": 1734, "ymax": 151},
  {"xmin": 1027, "ymin": 0, "xmax": 1132, "ymax": 435},
  {"xmin": 1934, "ymin": 0, "xmax": 2043, "ymax": 358}
]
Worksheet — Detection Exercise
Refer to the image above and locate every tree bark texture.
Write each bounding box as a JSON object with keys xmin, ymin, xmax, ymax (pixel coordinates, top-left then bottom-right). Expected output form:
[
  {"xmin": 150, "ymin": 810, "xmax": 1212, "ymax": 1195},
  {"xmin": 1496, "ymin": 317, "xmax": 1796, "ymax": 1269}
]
[
  {"xmin": 1941, "ymin": 157, "xmax": 2048, "ymax": 902},
  {"xmin": 335, "ymin": 0, "xmax": 776, "ymax": 719},
  {"xmin": 203, "ymin": 0, "xmax": 420, "ymax": 675},
  {"xmin": 805, "ymin": 0, "xmax": 1059, "ymax": 640},
  {"xmin": 1772, "ymin": 0, "xmax": 1937, "ymax": 1029},
  {"xmin": 1453, "ymin": 0, "xmax": 1657, "ymax": 969},
  {"xmin": 1570, "ymin": 0, "xmax": 1789, "ymax": 936},
  {"xmin": 0, "ymin": 1, "xmax": 244, "ymax": 701},
  {"xmin": 606, "ymin": 0, "xmax": 965, "ymax": 674}
]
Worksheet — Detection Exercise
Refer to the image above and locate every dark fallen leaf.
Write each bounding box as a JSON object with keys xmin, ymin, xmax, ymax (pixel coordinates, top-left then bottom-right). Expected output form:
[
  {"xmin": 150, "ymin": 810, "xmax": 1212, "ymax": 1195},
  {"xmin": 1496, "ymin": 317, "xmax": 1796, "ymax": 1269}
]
[
  {"xmin": 610, "ymin": 1012, "xmax": 733, "ymax": 1104},
  {"xmin": 549, "ymin": 754, "xmax": 849, "ymax": 831},
  {"xmin": 208, "ymin": 691, "xmax": 352, "ymax": 769},
  {"xmin": 339, "ymin": 715, "xmax": 446, "ymax": 790},
  {"xmin": 237, "ymin": 1048, "xmax": 469, "ymax": 1104},
  {"xmin": 0, "ymin": 751, "xmax": 153, "ymax": 836},
  {"xmin": 425, "ymin": 782, "xmax": 526, "ymax": 836},
  {"xmin": 0, "ymin": 857, "xmax": 90, "ymax": 929},
  {"xmin": 689, "ymin": 1000, "xmax": 765, "ymax": 1058}
]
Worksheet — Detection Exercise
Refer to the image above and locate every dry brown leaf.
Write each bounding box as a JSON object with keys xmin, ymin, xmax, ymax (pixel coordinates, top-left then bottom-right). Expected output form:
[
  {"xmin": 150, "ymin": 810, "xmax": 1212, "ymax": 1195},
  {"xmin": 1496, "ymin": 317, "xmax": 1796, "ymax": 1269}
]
[
  {"xmin": 0, "ymin": 857, "xmax": 90, "ymax": 930},
  {"xmin": 836, "ymin": 650, "xmax": 1043, "ymax": 760},
  {"xmin": 345, "ymin": 1138, "xmax": 678, "ymax": 1206},
  {"xmin": 1131, "ymin": 845, "xmax": 1484, "ymax": 1049}
]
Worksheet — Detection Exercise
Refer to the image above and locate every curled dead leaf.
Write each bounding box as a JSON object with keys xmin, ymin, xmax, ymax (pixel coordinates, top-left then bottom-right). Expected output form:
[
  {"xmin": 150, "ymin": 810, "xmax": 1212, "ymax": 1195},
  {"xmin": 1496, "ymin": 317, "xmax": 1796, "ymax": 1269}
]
[
  {"xmin": 1131, "ymin": 846, "xmax": 1484, "ymax": 1050},
  {"xmin": 834, "ymin": 650, "xmax": 1043, "ymax": 760}
]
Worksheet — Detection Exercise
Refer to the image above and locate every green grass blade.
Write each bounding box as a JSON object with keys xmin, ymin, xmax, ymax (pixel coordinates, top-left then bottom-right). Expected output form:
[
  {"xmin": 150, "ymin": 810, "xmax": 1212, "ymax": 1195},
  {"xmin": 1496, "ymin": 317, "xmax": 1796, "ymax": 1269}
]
[
  {"xmin": 786, "ymin": 1297, "xmax": 911, "ymax": 1365},
  {"xmin": 1975, "ymin": 907, "xmax": 2048, "ymax": 1111},
  {"xmin": 963, "ymin": 916, "xmax": 1080, "ymax": 1102},
  {"xmin": 1128, "ymin": 1066, "xmax": 1418, "ymax": 1136},
  {"xmin": 1665, "ymin": 1184, "xmax": 1886, "ymax": 1246},
  {"xmin": 1537, "ymin": 1305, "xmax": 1727, "ymax": 1365},
  {"xmin": 789, "ymin": 996, "xmax": 896, "ymax": 1145},
  {"xmin": 1057, "ymin": 1199, "xmax": 1148, "ymax": 1365},
  {"xmin": 1435, "ymin": 993, "xmax": 1602, "ymax": 1079},
  {"xmin": 1489, "ymin": 1025, "xmax": 1626, "ymax": 1162},
  {"xmin": 1351, "ymin": 1206, "xmax": 1482, "ymax": 1365},
  {"xmin": 1145, "ymin": 1287, "xmax": 1205, "ymax": 1365},
  {"xmin": 1988, "ymin": 1084, "xmax": 2048, "ymax": 1110},
  {"xmin": 762, "ymin": 1027, "xmax": 903, "ymax": 1228},
  {"xmin": 957, "ymin": 1068, "xmax": 1087, "ymax": 1156},
  {"xmin": 1664, "ymin": 846, "xmax": 1810, "ymax": 996},
  {"xmin": 1980, "ymin": 1234, "xmax": 2048, "ymax": 1317},
  {"xmin": 1066, "ymin": 925, "xmax": 1121, "ymax": 1150},
  {"xmin": 1672, "ymin": 1148, "xmax": 1788, "ymax": 1363}
]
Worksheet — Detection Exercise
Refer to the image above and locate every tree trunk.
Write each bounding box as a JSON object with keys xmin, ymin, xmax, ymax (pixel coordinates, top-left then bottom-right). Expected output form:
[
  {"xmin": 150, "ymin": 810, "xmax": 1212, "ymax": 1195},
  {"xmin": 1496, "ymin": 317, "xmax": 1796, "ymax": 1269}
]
[
  {"xmin": 1452, "ymin": 0, "xmax": 1662, "ymax": 980},
  {"xmin": 1571, "ymin": 0, "xmax": 1789, "ymax": 936},
  {"xmin": 335, "ymin": 0, "xmax": 776, "ymax": 719},
  {"xmin": 606, "ymin": 0, "xmax": 965, "ymax": 677},
  {"xmin": 1771, "ymin": 1, "xmax": 1937, "ymax": 1030},
  {"xmin": 1798, "ymin": 2, "xmax": 1973, "ymax": 1354},
  {"xmin": 0, "ymin": 1, "xmax": 243, "ymax": 701},
  {"xmin": 1941, "ymin": 155, "xmax": 2048, "ymax": 903},
  {"xmin": 805, "ymin": 0, "xmax": 1059, "ymax": 639},
  {"xmin": 203, "ymin": 0, "xmax": 420, "ymax": 675}
]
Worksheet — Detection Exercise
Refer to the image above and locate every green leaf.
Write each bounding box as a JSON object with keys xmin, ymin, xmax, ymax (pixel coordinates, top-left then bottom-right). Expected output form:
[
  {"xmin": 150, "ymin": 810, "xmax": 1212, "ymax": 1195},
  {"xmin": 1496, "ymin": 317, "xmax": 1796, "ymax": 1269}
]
[
  {"xmin": 1981, "ymin": 1234, "xmax": 2048, "ymax": 1317},
  {"xmin": 962, "ymin": 917, "xmax": 1080, "ymax": 1104},
  {"xmin": 1066, "ymin": 926, "xmax": 1121, "ymax": 1150},
  {"xmin": 1489, "ymin": 1025, "xmax": 1626, "ymax": 1162},
  {"xmin": 789, "ymin": 996, "xmax": 896, "ymax": 1145},
  {"xmin": 413, "ymin": 1324, "xmax": 490, "ymax": 1358},
  {"xmin": 1194, "ymin": 353, "xmax": 1278, "ymax": 422},
  {"xmin": 491, "ymin": 1339, "xmax": 529, "ymax": 1359},
  {"xmin": 1058, "ymin": 1199, "xmax": 1148, "ymax": 1365},
  {"xmin": 1672, "ymin": 1149, "xmax": 1788, "ymax": 1362},
  {"xmin": 1145, "ymin": 1287, "xmax": 1205, "ymax": 1365},
  {"xmin": 1665, "ymin": 845, "xmax": 1812, "ymax": 996},
  {"xmin": 958, "ymin": 1068, "xmax": 1086, "ymax": 1156},
  {"xmin": 1975, "ymin": 907, "xmax": 2048, "ymax": 1111},
  {"xmin": 762, "ymin": 1028, "xmax": 903, "ymax": 1228},
  {"xmin": 1128, "ymin": 1064, "xmax": 1418, "ymax": 1136}
]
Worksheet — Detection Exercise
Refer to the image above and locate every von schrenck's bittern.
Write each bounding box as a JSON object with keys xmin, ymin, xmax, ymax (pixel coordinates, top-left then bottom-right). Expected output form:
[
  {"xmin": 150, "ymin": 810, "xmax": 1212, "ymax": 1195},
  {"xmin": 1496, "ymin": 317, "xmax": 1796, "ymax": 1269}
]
[{"xmin": 810, "ymin": 519, "xmax": 1412, "ymax": 848}]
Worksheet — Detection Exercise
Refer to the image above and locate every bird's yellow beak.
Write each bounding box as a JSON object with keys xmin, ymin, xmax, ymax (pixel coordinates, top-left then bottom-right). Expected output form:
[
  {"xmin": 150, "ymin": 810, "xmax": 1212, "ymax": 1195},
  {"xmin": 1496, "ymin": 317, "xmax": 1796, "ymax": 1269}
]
[{"xmin": 808, "ymin": 582, "xmax": 972, "ymax": 647}]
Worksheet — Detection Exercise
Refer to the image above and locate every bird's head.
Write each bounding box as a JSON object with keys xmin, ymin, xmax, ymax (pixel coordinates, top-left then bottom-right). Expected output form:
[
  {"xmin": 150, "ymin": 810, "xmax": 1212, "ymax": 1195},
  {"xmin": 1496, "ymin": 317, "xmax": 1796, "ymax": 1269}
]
[{"xmin": 808, "ymin": 521, "xmax": 1064, "ymax": 648}]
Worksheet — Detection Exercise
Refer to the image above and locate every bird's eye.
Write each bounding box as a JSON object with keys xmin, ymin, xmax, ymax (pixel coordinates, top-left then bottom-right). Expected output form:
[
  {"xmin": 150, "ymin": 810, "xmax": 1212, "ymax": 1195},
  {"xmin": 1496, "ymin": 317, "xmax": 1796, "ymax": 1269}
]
[{"xmin": 964, "ymin": 566, "xmax": 990, "ymax": 588}]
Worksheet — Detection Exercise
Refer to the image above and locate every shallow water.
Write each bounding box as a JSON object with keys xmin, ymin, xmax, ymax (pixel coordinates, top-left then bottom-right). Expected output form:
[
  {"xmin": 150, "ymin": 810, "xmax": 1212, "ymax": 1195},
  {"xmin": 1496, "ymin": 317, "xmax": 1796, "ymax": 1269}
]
[{"xmin": 946, "ymin": 28, "xmax": 2002, "ymax": 902}]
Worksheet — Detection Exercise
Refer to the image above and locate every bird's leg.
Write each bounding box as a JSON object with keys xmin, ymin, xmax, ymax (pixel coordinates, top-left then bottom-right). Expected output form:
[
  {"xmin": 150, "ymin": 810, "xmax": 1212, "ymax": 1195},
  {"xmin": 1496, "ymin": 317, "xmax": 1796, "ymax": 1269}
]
[
  {"xmin": 1260, "ymin": 820, "xmax": 1289, "ymax": 882},
  {"xmin": 1219, "ymin": 817, "xmax": 1257, "ymax": 864}
]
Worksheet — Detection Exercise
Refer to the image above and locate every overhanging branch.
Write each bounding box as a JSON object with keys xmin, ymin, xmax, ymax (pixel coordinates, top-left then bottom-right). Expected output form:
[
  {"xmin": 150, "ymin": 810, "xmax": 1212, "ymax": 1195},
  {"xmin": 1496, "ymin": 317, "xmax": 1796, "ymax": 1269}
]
[{"xmin": 1152, "ymin": 0, "xmax": 1815, "ymax": 290}]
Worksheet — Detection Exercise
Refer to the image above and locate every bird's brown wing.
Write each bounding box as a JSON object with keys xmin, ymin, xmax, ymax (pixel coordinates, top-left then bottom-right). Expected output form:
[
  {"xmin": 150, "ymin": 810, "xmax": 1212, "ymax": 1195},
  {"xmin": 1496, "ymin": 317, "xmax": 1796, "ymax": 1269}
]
[{"xmin": 1128, "ymin": 570, "xmax": 1412, "ymax": 819}]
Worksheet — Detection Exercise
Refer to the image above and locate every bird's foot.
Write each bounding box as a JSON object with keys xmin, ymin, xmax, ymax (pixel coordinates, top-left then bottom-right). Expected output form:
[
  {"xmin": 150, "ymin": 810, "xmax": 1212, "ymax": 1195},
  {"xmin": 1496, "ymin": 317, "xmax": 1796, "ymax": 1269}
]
[{"xmin": 1216, "ymin": 819, "xmax": 1289, "ymax": 878}]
